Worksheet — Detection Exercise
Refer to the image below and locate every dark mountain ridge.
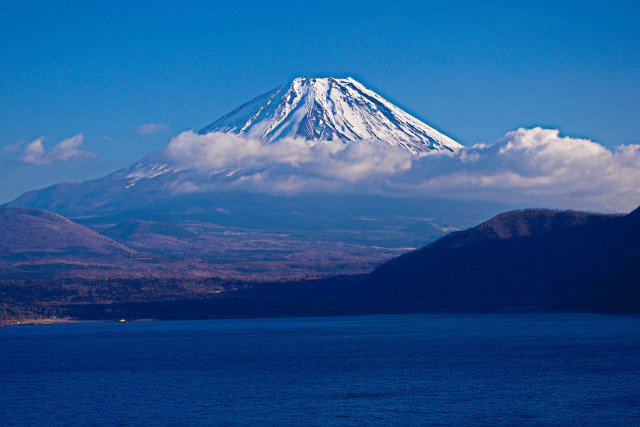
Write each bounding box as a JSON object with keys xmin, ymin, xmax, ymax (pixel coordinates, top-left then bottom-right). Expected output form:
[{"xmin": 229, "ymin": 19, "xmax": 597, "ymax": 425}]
[{"xmin": 359, "ymin": 207, "xmax": 639, "ymax": 311}]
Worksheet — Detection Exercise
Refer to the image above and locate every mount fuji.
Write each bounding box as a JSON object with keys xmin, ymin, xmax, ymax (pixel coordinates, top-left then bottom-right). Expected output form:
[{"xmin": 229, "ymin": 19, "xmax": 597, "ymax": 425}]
[
  {"xmin": 3, "ymin": 77, "xmax": 504, "ymax": 278},
  {"xmin": 6, "ymin": 77, "xmax": 464, "ymax": 215}
]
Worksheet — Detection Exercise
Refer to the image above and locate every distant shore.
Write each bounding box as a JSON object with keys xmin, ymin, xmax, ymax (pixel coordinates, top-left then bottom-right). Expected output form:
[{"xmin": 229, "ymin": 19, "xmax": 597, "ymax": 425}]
[
  {"xmin": 1, "ymin": 318, "xmax": 75, "ymax": 328},
  {"xmin": 0, "ymin": 318, "xmax": 158, "ymax": 328}
]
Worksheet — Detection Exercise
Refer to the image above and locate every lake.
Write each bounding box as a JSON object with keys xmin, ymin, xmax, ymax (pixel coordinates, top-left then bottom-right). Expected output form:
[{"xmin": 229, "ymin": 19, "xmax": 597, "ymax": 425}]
[{"xmin": 2, "ymin": 313, "xmax": 640, "ymax": 426}]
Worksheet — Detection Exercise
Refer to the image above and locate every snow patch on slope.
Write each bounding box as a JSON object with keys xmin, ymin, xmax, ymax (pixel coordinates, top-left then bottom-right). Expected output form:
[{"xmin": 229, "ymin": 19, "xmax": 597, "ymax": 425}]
[
  {"xmin": 200, "ymin": 77, "xmax": 462, "ymax": 154},
  {"xmin": 125, "ymin": 163, "xmax": 173, "ymax": 188}
]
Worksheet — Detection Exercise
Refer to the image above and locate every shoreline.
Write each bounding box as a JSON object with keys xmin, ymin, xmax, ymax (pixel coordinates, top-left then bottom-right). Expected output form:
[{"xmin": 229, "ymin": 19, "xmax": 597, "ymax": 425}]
[
  {"xmin": 0, "ymin": 318, "xmax": 159, "ymax": 328},
  {"xmin": 3, "ymin": 310, "xmax": 638, "ymax": 329},
  {"xmin": 0, "ymin": 318, "xmax": 99, "ymax": 328}
]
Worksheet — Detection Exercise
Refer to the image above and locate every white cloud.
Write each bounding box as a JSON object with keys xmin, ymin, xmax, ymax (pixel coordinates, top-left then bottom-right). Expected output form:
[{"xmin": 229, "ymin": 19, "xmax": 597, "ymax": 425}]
[
  {"xmin": 160, "ymin": 128, "xmax": 640, "ymax": 212},
  {"xmin": 399, "ymin": 128, "xmax": 640, "ymax": 211},
  {"xmin": 1, "ymin": 141, "xmax": 24, "ymax": 155},
  {"xmin": 18, "ymin": 134, "xmax": 96, "ymax": 165},
  {"xmin": 137, "ymin": 123, "xmax": 169, "ymax": 135},
  {"xmin": 165, "ymin": 131, "xmax": 412, "ymax": 184}
]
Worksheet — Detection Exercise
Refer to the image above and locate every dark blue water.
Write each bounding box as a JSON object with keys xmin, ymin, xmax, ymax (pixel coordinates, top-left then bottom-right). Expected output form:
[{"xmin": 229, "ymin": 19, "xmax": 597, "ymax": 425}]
[{"xmin": 2, "ymin": 314, "xmax": 640, "ymax": 426}]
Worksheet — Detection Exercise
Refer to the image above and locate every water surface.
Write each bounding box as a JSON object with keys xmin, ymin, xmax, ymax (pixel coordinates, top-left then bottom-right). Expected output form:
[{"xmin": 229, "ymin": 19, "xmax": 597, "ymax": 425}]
[{"xmin": 2, "ymin": 313, "xmax": 639, "ymax": 425}]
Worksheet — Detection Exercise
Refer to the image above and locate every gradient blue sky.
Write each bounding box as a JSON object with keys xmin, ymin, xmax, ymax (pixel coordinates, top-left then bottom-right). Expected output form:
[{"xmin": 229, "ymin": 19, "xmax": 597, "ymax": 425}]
[{"xmin": 1, "ymin": 0, "xmax": 639, "ymax": 203}]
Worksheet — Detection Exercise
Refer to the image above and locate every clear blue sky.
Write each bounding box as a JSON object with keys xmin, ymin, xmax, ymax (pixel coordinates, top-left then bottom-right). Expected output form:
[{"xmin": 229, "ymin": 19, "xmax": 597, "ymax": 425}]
[{"xmin": 1, "ymin": 0, "xmax": 639, "ymax": 203}]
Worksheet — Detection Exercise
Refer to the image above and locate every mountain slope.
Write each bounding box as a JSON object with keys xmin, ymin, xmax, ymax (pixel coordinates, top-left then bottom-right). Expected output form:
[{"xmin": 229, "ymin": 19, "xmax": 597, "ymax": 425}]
[
  {"xmin": 362, "ymin": 208, "xmax": 639, "ymax": 310},
  {"xmin": 0, "ymin": 208, "xmax": 141, "ymax": 279},
  {"xmin": 0, "ymin": 207, "xmax": 409, "ymax": 280},
  {"xmin": 0, "ymin": 208, "xmax": 132, "ymax": 255},
  {"xmin": 200, "ymin": 77, "xmax": 462, "ymax": 153}
]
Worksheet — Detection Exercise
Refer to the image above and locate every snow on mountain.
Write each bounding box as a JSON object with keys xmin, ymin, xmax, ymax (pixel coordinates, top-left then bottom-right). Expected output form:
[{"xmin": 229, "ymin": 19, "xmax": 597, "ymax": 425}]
[
  {"xmin": 200, "ymin": 77, "xmax": 462, "ymax": 154},
  {"xmin": 125, "ymin": 162, "xmax": 173, "ymax": 188}
]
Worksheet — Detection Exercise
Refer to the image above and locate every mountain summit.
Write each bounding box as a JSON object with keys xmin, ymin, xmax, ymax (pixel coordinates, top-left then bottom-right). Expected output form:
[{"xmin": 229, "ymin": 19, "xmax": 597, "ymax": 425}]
[{"xmin": 200, "ymin": 77, "xmax": 462, "ymax": 154}]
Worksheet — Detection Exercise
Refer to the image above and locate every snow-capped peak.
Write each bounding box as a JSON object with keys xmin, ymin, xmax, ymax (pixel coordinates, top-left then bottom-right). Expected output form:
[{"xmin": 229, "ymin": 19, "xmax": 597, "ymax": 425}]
[{"xmin": 199, "ymin": 77, "xmax": 462, "ymax": 154}]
